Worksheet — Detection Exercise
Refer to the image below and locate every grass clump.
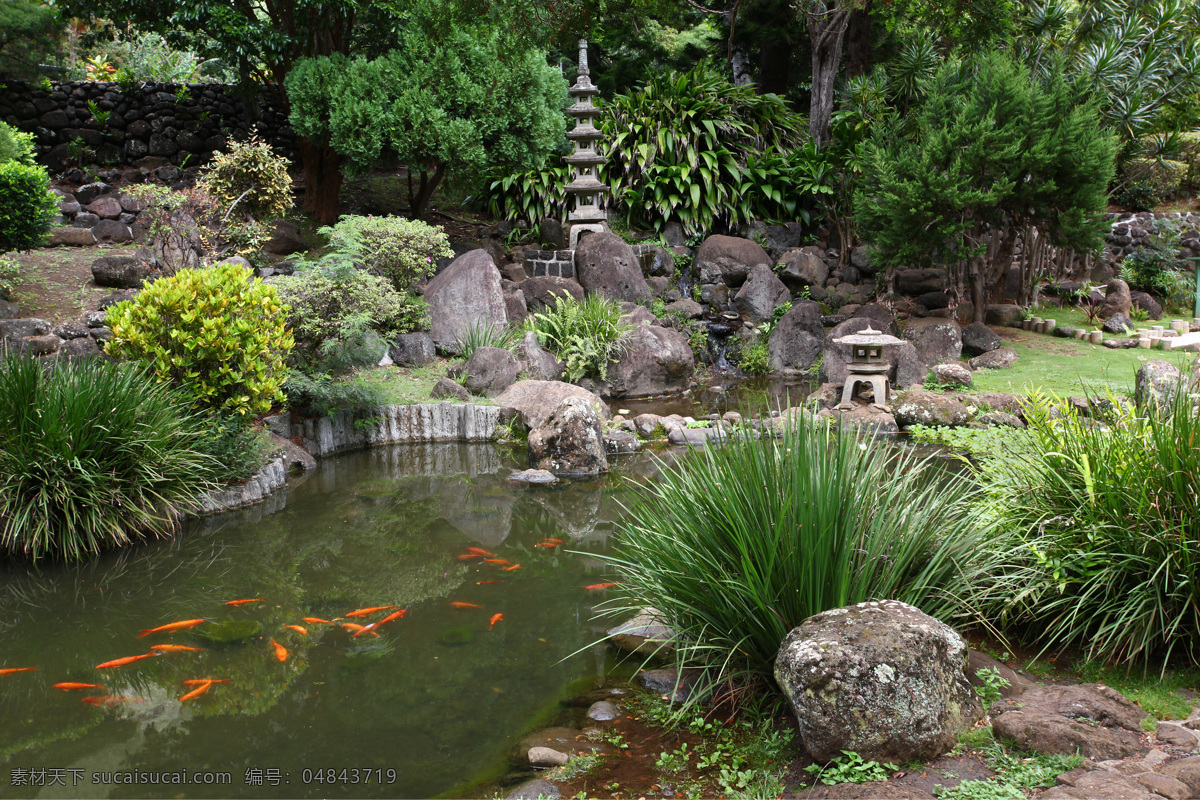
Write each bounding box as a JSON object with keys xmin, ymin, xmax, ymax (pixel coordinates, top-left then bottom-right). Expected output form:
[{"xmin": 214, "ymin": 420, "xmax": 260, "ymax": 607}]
[
  {"xmin": 599, "ymin": 410, "xmax": 996, "ymax": 700},
  {"xmin": 977, "ymin": 387, "xmax": 1200, "ymax": 667},
  {"xmin": 454, "ymin": 320, "xmax": 519, "ymax": 359},
  {"xmin": 524, "ymin": 292, "xmax": 634, "ymax": 383},
  {"xmin": 0, "ymin": 356, "xmax": 217, "ymax": 562}
]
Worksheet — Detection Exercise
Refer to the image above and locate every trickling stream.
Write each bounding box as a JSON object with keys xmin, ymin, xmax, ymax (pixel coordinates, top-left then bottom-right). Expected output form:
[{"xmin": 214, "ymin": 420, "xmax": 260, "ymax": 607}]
[{"xmin": 0, "ymin": 443, "xmax": 671, "ymax": 799}]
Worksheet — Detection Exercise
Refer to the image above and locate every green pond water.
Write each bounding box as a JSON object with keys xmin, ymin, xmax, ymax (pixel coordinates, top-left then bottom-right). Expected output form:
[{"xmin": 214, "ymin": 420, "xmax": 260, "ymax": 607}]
[{"xmin": 0, "ymin": 443, "xmax": 669, "ymax": 799}]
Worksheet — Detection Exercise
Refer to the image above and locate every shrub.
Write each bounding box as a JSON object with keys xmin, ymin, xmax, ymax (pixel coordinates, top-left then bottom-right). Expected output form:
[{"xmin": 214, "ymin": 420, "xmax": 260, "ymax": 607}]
[
  {"xmin": 738, "ymin": 340, "xmax": 770, "ymax": 375},
  {"xmin": 197, "ymin": 414, "xmax": 274, "ymax": 485},
  {"xmin": 320, "ymin": 215, "xmax": 450, "ymax": 291},
  {"xmin": 272, "ymin": 262, "xmax": 427, "ymax": 366},
  {"xmin": 0, "ymin": 161, "xmax": 58, "ymax": 253},
  {"xmin": 105, "ymin": 263, "xmax": 294, "ymax": 417},
  {"xmin": 1120, "ymin": 157, "xmax": 1184, "ymax": 203},
  {"xmin": 0, "ymin": 255, "xmax": 19, "ymax": 300},
  {"xmin": 524, "ymin": 293, "xmax": 634, "ymax": 383},
  {"xmin": 1120, "ymin": 219, "xmax": 1190, "ymax": 309},
  {"xmin": 597, "ymin": 411, "xmax": 994, "ymax": 698},
  {"xmin": 0, "ymin": 121, "xmax": 37, "ymax": 166},
  {"xmin": 284, "ymin": 369, "xmax": 387, "ymax": 416},
  {"xmin": 197, "ymin": 136, "xmax": 293, "ymax": 222},
  {"xmin": 0, "ymin": 356, "xmax": 217, "ymax": 562},
  {"xmin": 977, "ymin": 390, "xmax": 1200, "ymax": 666}
]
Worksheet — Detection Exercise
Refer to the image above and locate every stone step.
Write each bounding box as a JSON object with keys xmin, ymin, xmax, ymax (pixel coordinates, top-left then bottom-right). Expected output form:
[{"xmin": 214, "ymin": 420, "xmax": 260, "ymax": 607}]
[{"xmin": 1162, "ymin": 331, "xmax": 1200, "ymax": 351}]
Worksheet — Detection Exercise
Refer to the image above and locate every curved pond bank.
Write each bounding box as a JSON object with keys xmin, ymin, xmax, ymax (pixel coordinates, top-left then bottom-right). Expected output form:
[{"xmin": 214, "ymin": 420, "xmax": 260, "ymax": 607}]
[{"xmin": 0, "ymin": 442, "xmax": 669, "ymax": 799}]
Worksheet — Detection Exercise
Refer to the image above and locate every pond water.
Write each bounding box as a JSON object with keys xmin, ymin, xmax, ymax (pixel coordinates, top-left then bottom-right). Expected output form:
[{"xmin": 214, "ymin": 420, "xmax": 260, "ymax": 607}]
[
  {"xmin": 616, "ymin": 375, "xmax": 815, "ymax": 419},
  {"xmin": 0, "ymin": 443, "xmax": 670, "ymax": 799}
]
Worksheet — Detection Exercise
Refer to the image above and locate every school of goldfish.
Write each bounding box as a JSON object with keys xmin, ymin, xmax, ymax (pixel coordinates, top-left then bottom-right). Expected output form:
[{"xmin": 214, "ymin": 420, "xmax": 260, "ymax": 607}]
[{"xmin": 1, "ymin": 539, "xmax": 622, "ymax": 709}]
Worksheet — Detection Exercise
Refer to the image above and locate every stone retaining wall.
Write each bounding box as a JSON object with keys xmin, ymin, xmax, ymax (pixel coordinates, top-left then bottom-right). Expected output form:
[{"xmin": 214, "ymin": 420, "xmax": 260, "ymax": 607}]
[
  {"xmin": 0, "ymin": 80, "xmax": 297, "ymax": 172},
  {"xmin": 522, "ymin": 242, "xmax": 658, "ymax": 280},
  {"xmin": 1105, "ymin": 211, "xmax": 1200, "ymax": 262},
  {"xmin": 284, "ymin": 402, "xmax": 504, "ymax": 458},
  {"xmin": 194, "ymin": 457, "xmax": 287, "ymax": 516}
]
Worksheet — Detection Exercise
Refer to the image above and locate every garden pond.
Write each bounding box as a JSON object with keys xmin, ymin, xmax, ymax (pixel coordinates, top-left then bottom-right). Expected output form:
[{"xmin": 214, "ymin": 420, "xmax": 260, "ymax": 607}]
[{"xmin": 0, "ymin": 442, "xmax": 672, "ymax": 799}]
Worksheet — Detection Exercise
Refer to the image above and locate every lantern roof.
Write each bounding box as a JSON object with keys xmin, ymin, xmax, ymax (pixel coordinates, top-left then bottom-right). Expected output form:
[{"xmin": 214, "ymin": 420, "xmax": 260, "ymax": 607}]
[{"xmin": 832, "ymin": 326, "xmax": 903, "ymax": 347}]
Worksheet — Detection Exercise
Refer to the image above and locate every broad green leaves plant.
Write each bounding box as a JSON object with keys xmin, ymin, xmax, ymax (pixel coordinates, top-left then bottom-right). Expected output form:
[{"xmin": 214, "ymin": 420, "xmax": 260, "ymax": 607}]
[
  {"xmin": 524, "ymin": 292, "xmax": 634, "ymax": 383},
  {"xmin": 106, "ymin": 263, "xmax": 294, "ymax": 417},
  {"xmin": 197, "ymin": 136, "xmax": 293, "ymax": 222}
]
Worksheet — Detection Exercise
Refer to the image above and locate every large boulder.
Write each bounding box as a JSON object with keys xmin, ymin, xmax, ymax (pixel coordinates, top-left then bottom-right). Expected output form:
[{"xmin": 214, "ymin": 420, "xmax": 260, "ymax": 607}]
[
  {"xmin": 91, "ymin": 255, "xmax": 150, "ymax": 289},
  {"xmin": 522, "ymin": 275, "xmax": 585, "ymax": 314},
  {"xmin": 902, "ymin": 318, "xmax": 962, "ymax": 366},
  {"xmin": 85, "ymin": 196, "xmax": 123, "ymax": 220},
  {"xmin": 777, "ymin": 246, "xmax": 829, "ymax": 292},
  {"xmin": 767, "ymin": 300, "xmax": 824, "ymax": 372},
  {"xmin": 894, "ymin": 390, "xmax": 972, "ymax": 427},
  {"xmin": 600, "ymin": 325, "xmax": 694, "ymax": 397},
  {"xmin": 694, "ymin": 235, "xmax": 770, "ymax": 287},
  {"xmin": 985, "ymin": 304, "xmax": 1024, "ymax": 327},
  {"xmin": 456, "ymin": 346, "xmax": 520, "ymax": 396},
  {"xmin": 388, "ymin": 332, "xmax": 435, "ymax": 367},
  {"xmin": 1135, "ymin": 359, "xmax": 1182, "ymax": 412},
  {"xmin": 46, "ymin": 227, "xmax": 96, "ymax": 246},
  {"xmin": 265, "ymin": 219, "xmax": 308, "ymax": 255},
  {"xmin": 733, "ymin": 263, "xmax": 790, "ymax": 324},
  {"xmin": 991, "ymin": 684, "xmax": 1148, "ymax": 760},
  {"xmin": 515, "ymin": 331, "xmax": 562, "ymax": 381},
  {"xmin": 969, "ymin": 347, "xmax": 1018, "ymax": 370},
  {"xmin": 961, "ymin": 322, "xmax": 1002, "ymax": 357},
  {"xmin": 895, "ymin": 268, "xmax": 948, "ymax": 295},
  {"xmin": 1098, "ymin": 278, "xmax": 1133, "ymax": 319},
  {"xmin": 820, "ymin": 317, "xmax": 927, "ymax": 389},
  {"xmin": 574, "ymin": 232, "xmax": 652, "ymax": 303},
  {"xmin": 423, "ymin": 249, "xmax": 507, "ymax": 353},
  {"xmin": 495, "ymin": 380, "xmax": 610, "ymax": 430},
  {"xmin": 527, "ymin": 396, "xmax": 609, "ymax": 476},
  {"xmin": 775, "ymin": 599, "xmax": 982, "ymax": 764},
  {"xmin": 850, "ymin": 303, "xmax": 900, "ymax": 337},
  {"xmin": 1130, "ymin": 291, "xmax": 1163, "ymax": 320}
]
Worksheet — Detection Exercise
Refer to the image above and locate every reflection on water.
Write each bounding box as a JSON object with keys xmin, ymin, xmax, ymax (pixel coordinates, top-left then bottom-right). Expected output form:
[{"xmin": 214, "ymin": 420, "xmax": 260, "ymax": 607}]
[
  {"xmin": 0, "ymin": 443, "xmax": 666, "ymax": 799},
  {"xmin": 616, "ymin": 375, "xmax": 815, "ymax": 418}
]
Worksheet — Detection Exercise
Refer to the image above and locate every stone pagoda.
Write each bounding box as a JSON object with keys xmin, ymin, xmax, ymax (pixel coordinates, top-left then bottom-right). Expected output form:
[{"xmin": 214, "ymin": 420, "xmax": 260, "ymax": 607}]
[{"xmin": 564, "ymin": 39, "xmax": 608, "ymax": 249}]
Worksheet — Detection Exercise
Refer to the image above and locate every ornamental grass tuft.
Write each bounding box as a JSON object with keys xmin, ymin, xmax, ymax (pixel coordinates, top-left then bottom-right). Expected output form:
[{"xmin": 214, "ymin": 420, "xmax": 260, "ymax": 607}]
[
  {"xmin": 976, "ymin": 387, "xmax": 1200, "ymax": 667},
  {"xmin": 598, "ymin": 410, "xmax": 995, "ymax": 698},
  {"xmin": 0, "ymin": 356, "xmax": 218, "ymax": 562}
]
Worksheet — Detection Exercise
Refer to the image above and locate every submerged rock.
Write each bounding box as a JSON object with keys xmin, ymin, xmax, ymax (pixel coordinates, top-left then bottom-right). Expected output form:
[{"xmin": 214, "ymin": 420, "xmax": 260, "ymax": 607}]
[{"xmin": 194, "ymin": 619, "xmax": 263, "ymax": 645}]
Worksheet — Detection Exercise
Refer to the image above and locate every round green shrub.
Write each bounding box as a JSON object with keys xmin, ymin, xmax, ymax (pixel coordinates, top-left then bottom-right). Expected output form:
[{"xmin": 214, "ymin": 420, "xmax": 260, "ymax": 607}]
[
  {"xmin": 0, "ymin": 121, "xmax": 37, "ymax": 166},
  {"xmin": 321, "ymin": 215, "xmax": 451, "ymax": 291},
  {"xmin": 0, "ymin": 356, "xmax": 218, "ymax": 562},
  {"xmin": 105, "ymin": 263, "xmax": 294, "ymax": 417},
  {"xmin": 0, "ymin": 160, "xmax": 58, "ymax": 252},
  {"xmin": 198, "ymin": 136, "xmax": 293, "ymax": 221}
]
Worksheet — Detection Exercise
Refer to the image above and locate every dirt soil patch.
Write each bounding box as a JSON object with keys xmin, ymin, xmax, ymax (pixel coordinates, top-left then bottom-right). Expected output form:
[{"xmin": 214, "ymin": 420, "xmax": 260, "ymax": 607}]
[{"xmin": 8, "ymin": 244, "xmax": 132, "ymax": 325}]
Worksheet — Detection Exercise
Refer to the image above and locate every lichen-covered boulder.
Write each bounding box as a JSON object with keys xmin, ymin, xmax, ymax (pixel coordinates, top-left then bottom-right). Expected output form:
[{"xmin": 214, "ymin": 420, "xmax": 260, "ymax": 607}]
[
  {"xmin": 930, "ymin": 362, "xmax": 972, "ymax": 388},
  {"xmin": 777, "ymin": 246, "xmax": 829, "ymax": 292},
  {"xmin": 968, "ymin": 347, "xmax": 1018, "ymax": 370},
  {"xmin": 733, "ymin": 263, "xmax": 791, "ymax": 323},
  {"xmin": 456, "ymin": 346, "xmax": 520, "ymax": 396},
  {"xmin": 423, "ymin": 249, "xmax": 507, "ymax": 353},
  {"xmin": 767, "ymin": 299, "xmax": 824, "ymax": 373},
  {"xmin": 388, "ymin": 332, "xmax": 435, "ymax": 367},
  {"xmin": 961, "ymin": 322, "xmax": 1001, "ymax": 357},
  {"xmin": 527, "ymin": 396, "xmax": 609, "ymax": 476},
  {"xmin": 515, "ymin": 331, "xmax": 562, "ymax": 381},
  {"xmin": 1099, "ymin": 278, "xmax": 1133, "ymax": 319},
  {"xmin": 1135, "ymin": 359, "xmax": 1182, "ymax": 413},
  {"xmin": 599, "ymin": 324, "xmax": 694, "ymax": 397},
  {"xmin": 495, "ymin": 380, "xmax": 610, "ymax": 430},
  {"xmin": 521, "ymin": 275, "xmax": 585, "ymax": 314},
  {"xmin": 902, "ymin": 318, "xmax": 962, "ymax": 366},
  {"xmin": 774, "ymin": 599, "xmax": 982, "ymax": 764},
  {"xmin": 990, "ymin": 684, "xmax": 1148, "ymax": 760},
  {"xmin": 894, "ymin": 390, "xmax": 972, "ymax": 428},
  {"xmin": 574, "ymin": 232, "xmax": 652, "ymax": 303}
]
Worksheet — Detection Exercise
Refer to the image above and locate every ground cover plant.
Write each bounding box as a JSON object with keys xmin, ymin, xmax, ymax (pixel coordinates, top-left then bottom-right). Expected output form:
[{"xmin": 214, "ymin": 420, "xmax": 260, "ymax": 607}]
[
  {"xmin": 0, "ymin": 355, "xmax": 217, "ymax": 562},
  {"xmin": 975, "ymin": 385, "xmax": 1200, "ymax": 666},
  {"xmin": 599, "ymin": 410, "xmax": 999, "ymax": 703}
]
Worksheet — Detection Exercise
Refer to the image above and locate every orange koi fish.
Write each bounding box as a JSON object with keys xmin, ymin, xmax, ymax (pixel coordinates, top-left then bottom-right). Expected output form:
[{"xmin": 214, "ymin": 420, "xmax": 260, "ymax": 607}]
[
  {"xmin": 502, "ymin": 563, "xmax": 522, "ymax": 571},
  {"xmin": 450, "ymin": 602, "xmax": 482, "ymax": 609},
  {"xmin": 150, "ymin": 644, "xmax": 205, "ymax": 654},
  {"xmin": 301, "ymin": 617, "xmax": 335, "ymax": 625},
  {"xmin": 344, "ymin": 606, "xmax": 395, "ymax": 618},
  {"xmin": 541, "ymin": 538, "xmax": 564, "ymax": 545},
  {"xmin": 585, "ymin": 583, "xmax": 619, "ymax": 591},
  {"xmin": 54, "ymin": 682, "xmax": 104, "ymax": 691},
  {"xmin": 0, "ymin": 667, "xmax": 37, "ymax": 676},
  {"xmin": 180, "ymin": 681, "xmax": 214, "ymax": 702},
  {"xmin": 224, "ymin": 598, "xmax": 263, "ymax": 606},
  {"xmin": 476, "ymin": 580, "xmax": 504, "ymax": 585},
  {"xmin": 183, "ymin": 679, "xmax": 230, "ymax": 685},
  {"xmin": 483, "ymin": 558, "xmax": 510, "ymax": 566},
  {"xmin": 96, "ymin": 653, "xmax": 159, "ymax": 669},
  {"xmin": 490, "ymin": 613, "xmax": 503, "ymax": 630},
  {"xmin": 283, "ymin": 625, "xmax": 308, "ymax": 635},
  {"xmin": 341, "ymin": 623, "xmax": 380, "ymax": 637},
  {"xmin": 354, "ymin": 609, "xmax": 407, "ymax": 637},
  {"xmin": 457, "ymin": 553, "xmax": 484, "ymax": 560},
  {"xmin": 466, "ymin": 547, "xmax": 494, "ymax": 556},
  {"xmin": 269, "ymin": 640, "xmax": 288, "ymax": 662},
  {"xmin": 137, "ymin": 619, "xmax": 205, "ymax": 638},
  {"xmin": 534, "ymin": 542, "xmax": 558, "ymax": 548}
]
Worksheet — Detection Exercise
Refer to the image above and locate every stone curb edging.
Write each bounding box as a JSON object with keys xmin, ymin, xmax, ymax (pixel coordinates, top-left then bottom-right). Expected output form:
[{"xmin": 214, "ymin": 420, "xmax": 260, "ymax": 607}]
[
  {"xmin": 192, "ymin": 457, "xmax": 287, "ymax": 517},
  {"xmin": 285, "ymin": 402, "xmax": 504, "ymax": 458}
]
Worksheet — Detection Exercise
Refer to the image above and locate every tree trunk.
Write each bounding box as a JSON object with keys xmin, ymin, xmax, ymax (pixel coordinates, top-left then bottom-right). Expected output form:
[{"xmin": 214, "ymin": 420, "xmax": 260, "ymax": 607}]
[
  {"xmin": 409, "ymin": 162, "xmax": 448, "ymax": 220},
  {"xmin": 298, "ymin": 138, "xmax": 342, "ymax": 224},
  {"xmin": 844, "ymin": 2, "xmax": 873, "ymax": 78},
  {"xmin": 807, "ymin": 2, "xmax": 849, "ymax": 148}
]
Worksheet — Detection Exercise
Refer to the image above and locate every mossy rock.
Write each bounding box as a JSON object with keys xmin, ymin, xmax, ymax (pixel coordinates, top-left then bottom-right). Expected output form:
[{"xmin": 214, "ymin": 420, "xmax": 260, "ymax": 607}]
[
  {"xmin": 440, "ymin": 626, "xmax": 475, "ymax": 646},
  {"xmin": 194, "ymin": 619, "xmax": 264, "ymax": 645}
]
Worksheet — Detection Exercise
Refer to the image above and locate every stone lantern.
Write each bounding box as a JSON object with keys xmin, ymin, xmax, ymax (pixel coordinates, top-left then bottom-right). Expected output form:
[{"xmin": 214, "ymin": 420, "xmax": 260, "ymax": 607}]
[
  {"xmin": 832, "ymin": 326, "xmax": 903, "ymax": 407},
  {"xmin": 564, "ymin": 39, "xmax": 608, "ymax": 249}
]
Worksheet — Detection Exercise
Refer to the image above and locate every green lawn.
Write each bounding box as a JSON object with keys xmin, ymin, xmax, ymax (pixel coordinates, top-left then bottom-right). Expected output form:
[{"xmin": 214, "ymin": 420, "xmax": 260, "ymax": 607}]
[
  {"xmin": 957, "ymin": 308, "xmax": 1198, "ymax": 397},
  {"xmin": 355, "ymin": 360, "xmax": 498, "ymax": 406}
]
